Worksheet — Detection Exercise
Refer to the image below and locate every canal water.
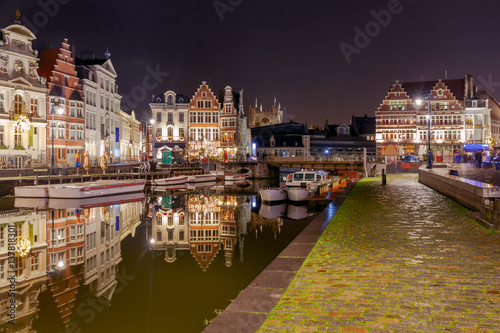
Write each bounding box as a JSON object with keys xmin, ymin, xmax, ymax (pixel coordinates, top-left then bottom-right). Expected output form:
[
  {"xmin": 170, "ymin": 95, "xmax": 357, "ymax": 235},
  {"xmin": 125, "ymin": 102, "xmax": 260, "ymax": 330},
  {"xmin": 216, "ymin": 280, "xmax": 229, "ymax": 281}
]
[{"xmin": 0, "ymin": 180, "xmax": 328, "ymax": 333}]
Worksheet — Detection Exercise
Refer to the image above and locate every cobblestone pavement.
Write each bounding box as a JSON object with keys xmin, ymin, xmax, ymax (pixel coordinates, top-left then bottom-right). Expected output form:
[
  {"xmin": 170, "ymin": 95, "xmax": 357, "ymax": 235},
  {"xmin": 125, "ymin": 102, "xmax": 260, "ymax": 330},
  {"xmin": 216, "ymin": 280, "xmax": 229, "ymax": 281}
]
[{"xmin": 259, "ymin": 174, "xmax": 500, "ymax": 333}]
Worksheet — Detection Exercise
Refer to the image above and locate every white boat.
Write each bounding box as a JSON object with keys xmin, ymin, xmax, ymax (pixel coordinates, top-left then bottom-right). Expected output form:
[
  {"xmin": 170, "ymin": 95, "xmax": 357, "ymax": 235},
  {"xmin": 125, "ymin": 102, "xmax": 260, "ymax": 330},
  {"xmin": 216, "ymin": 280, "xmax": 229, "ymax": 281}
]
[
  {"xmin": 152, "ymin": 183, "xmax": 188, "ymax": 192},
  {"xmin": 286, "ymin": 170, "xmax": 331, "ymax": 188},
  {"xmin": 286, "ymin": 188, "xmax": 313, "ymax": 202},
  {"xmin": 259, "ymin": 203, "xmax": 287, "ymax": 219},
  {"xmin": 286, "ymin": 204, "xmax": 309, "ymax": 220},
  {"xmin": 14, "ymin": 185, "xmax": 51, "ymax": 198},
  {"xmin": 224, "ymin": 173, "xmax": 248, "ymax": 181},
  {"xmin": 153, "ymin": 175, "xmax": 188, "ymax": 186},
  {"xmin": 48, "ymin": 192, "xmax": 145, "ymax": 209},
  {"xmin": 48, "ymin": 179, "xmax": 145, "ymax": 199},
  {"xmin": 187, "ymin": 174, "xmax": 217, "ymax": 183},
  {"xmin": 259, "ymin": 188, "xmax": 287, "ymax": 203}
]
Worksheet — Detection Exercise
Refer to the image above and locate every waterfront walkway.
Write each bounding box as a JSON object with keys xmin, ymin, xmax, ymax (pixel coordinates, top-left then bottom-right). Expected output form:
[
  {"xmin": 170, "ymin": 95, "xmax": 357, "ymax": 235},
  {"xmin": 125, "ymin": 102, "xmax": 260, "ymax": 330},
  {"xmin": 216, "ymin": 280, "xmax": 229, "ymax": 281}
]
[{"xmin": 258, "ymin": 173, "xmax": 500, "ymax": 332}]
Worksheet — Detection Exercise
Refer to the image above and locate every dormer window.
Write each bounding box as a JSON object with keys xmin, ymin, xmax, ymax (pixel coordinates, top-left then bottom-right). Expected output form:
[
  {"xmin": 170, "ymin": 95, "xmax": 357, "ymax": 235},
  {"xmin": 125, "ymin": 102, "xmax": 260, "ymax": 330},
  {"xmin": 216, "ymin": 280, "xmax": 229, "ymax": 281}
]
[
  {"xmin": 270, "ymin": 136, "xmax": 275, "ymax": 147},
  {"xmin": 167, "ymin": 95, "xmax": 173, "ymax": 105},
  {"xmin": 472, "ymin": 101, "xmax": 477, "ymax": 107}
]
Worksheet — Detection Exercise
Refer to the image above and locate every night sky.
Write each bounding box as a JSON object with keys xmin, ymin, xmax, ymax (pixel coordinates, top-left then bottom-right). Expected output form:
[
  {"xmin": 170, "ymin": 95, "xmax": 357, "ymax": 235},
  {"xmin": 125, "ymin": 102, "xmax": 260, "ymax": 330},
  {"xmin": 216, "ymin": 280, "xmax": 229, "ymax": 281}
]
[{"xmin": 2, "ymin": 0, "xmax": 500, "ymax": 125}]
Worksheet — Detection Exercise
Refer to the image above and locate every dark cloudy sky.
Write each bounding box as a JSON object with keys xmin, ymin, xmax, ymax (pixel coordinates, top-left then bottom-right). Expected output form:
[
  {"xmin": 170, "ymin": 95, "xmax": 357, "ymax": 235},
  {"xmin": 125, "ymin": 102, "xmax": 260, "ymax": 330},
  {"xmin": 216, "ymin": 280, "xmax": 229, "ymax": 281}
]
[{"xmin": 2, "ymin": 0, "xmax": 500, "ymax": 125}]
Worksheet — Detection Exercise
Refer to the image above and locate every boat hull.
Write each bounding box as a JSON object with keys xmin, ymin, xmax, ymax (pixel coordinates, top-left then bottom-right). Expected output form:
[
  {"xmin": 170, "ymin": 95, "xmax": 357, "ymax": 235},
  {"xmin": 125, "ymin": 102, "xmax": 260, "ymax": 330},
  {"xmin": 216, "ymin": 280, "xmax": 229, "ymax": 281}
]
[
  {"xmin": 286, "ymin": 188, "xmax": 312, "ymax": 201},
  {"xmin": 154, "ymin": 175, "xmax": 188, "ymax": 186},
  {"xmin": 14, "ymin": 185, "xmax": 50, "ymax": 198},
  {"xmin": 259, "ymin": 188, "xmax": 287, "ymax": 203},
  {"xmin": 187, "ymin": 175, "xmax": 217, "ymax": 183}
]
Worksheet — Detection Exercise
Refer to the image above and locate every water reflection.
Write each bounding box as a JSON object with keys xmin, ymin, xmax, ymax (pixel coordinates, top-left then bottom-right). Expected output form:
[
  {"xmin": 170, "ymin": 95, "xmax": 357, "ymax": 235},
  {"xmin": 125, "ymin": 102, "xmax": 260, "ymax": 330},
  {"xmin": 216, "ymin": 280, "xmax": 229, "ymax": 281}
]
[{"xmin": 1, "ymin": 185, "xmax": 320, "ymax": 333}]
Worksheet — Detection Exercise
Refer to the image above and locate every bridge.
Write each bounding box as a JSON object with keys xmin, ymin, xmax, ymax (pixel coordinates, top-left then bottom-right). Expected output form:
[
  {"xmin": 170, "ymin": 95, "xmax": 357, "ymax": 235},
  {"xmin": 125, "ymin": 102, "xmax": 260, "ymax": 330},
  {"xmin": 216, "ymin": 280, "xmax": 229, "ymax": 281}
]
[{"xmin": 220, "ymin": 160, "xmax": 365, "ymax": 178}]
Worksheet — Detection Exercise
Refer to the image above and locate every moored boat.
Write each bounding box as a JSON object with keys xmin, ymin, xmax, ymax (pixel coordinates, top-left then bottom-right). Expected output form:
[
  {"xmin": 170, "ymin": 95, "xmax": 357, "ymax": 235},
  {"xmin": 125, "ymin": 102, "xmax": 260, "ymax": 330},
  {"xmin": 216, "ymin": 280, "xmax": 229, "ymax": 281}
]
[
  {"xmin": 286, "ymin": 187, "xmax": 313, "ymax": 202},
  {"xmin": 48, "ymin": 179, "xmax": 145, "ymax": 199},
  {"xmin": 259, "ymin": 188, "xmax": 287, "ymax": 203},
  {"xmin": 153, "ymin": 175, "xmax": 188, "ymax": 186},
  {"xmin": 187, "ymin": 174, "xmax": 217, "ymax": 183}
]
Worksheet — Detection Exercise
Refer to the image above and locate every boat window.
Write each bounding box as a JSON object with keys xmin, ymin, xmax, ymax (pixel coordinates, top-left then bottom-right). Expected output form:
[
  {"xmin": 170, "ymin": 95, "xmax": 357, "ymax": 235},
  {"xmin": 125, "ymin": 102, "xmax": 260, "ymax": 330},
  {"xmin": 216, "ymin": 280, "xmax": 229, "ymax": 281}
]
[
  {"xmin": 304, "ymin": 174, "xmax": 315, "ymax": 181},
  {"xmin": 316, "ymin": 175, "xmax": 322, "ymax": 181},
  {"xmin": 293, "ymin": 173, "xmax": 304, "ymax": 181}
]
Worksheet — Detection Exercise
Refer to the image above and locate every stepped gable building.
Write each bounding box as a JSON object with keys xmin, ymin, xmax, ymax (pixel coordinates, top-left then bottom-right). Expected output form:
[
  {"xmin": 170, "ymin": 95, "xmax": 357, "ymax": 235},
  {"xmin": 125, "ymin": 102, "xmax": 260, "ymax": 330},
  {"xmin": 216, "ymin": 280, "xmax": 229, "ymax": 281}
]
[
  {"xmin": 188, "ymin": 81, "xmax": 220, "ymax": 160},
  {"xmin": 150, "ymin": 90, "xmax": 190, "ymax": 161},
  {"xmin": 248, "ymin": 99, "xmax": 283, "ymax": 128},
  {"xmin": 0, "ymin": 19, "xmax": 48, "ymax": 168},
  {"xmin": 219, "ymin": 86, "xmax": 250, "ymax": 161},
  {"xmin": 375, "ymin": 75, "xmax": 475, "ymax": 160},
  {"xmin": 75, "ymin": 50, "xmax": 122, "ymax": 164},
  {"xmin": 38, "ymin": 39, "xmax": 85, "ymax": 168}
]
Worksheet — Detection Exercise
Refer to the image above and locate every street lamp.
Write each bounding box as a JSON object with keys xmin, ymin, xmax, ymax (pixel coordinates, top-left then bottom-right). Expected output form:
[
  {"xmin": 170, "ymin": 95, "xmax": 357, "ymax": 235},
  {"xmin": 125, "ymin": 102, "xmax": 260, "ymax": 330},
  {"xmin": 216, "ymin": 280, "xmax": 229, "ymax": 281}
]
[
  {"xmin": 51, "ymin": 98, "xmax": 64, "ymax": 172},
  {"xmin": 416, "ymin": 98, "xmax": 432, "ymax": 169}
]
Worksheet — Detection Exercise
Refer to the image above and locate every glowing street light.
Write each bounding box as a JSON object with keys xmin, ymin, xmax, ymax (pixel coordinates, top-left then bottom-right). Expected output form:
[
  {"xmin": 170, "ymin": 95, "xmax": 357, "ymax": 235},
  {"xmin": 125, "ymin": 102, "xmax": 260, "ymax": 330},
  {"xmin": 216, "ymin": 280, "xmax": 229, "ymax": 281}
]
[
  {"xmin": 51, "ymin": 98, "xmax": 65, "ymax": 171},
  {"xmin": 416, "ymin": 98, "xmax": 432, "ymax": 169}
]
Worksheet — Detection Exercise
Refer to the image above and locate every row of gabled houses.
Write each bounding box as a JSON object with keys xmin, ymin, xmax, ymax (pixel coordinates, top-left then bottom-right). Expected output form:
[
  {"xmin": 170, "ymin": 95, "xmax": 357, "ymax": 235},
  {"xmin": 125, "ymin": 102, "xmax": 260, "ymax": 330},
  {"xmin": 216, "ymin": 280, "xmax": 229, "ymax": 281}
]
[
  {"xmin": 0, "ymin": 20, "xmax": 142, "ymax": 169},
  {"xmin": 375, "ymin": 75, "xmax": 500, "ymax": 162}
]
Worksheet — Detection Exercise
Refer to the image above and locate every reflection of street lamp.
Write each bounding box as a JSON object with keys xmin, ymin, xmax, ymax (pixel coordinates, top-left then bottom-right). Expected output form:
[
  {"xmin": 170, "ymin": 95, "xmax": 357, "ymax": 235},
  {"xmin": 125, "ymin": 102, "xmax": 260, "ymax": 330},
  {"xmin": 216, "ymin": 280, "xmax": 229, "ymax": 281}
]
[
  {"xmin": 150, "ymin": 119, "xmax": 155, "ymax": 159},
  {"xmin": 51, "ymin": 98, "xmax": 64, "ymax": 171},
  {"xmin": 416, "ymin": 99, "xmax": 432, "ymax": 169}
]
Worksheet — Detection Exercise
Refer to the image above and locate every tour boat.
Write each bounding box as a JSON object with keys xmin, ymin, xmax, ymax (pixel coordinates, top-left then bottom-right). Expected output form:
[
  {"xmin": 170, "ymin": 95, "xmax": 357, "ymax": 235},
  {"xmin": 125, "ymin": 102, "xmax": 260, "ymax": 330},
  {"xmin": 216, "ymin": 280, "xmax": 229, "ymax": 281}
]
[
  {"xmin": 48, "ymin": 179, "xmax": 145, "ymax": 199},
  {"xmin": 259, "ymin": 203, "xmax": 287, "ymax": 219},
  {"xmin": 153, "ymin": 175, "xmax": 188, "ymax": 186},
  {"xmin": 48, "ymin": 192, "xmax": 145, "ymax": 209},
  {"xmin": 259, "ymin": 188, "xmax": 287, "ymax": 203},
  {"xmin": 152, "ymin": 183, "xmax": 188, "ymax": 192},
  {"xmin": 286, "ymin": 187, "xmax": 313, "ymax": 202},
  {"xmin": 187, "ymin": 174, "xmax": 217, "ymax": 183},
  {"xmin": 286, "ymin": 204, "xmax": 309, "ymax": 220},
  {"xmin": 286, "ymin": 170, "xmax": 331, "ymax": 188}
]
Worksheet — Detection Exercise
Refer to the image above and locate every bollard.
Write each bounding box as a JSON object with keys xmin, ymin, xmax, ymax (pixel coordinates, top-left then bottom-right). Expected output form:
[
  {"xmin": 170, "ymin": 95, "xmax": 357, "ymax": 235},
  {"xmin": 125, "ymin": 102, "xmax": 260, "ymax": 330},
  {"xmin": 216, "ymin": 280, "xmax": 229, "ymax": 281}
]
[
  {"xmin": 59, "ymin": 173, "xmax": 63, "ymax": 184},
  {"xmin": 381, "ymin": 169, "xmax": 386, "ymax": 186},
  {"xmin": 19, "ymin": 173, "xmax": 22, "ymax": 186},
  {"xmin": 34, "ymin": 175, "xmax": 38, "ymax": 186}
]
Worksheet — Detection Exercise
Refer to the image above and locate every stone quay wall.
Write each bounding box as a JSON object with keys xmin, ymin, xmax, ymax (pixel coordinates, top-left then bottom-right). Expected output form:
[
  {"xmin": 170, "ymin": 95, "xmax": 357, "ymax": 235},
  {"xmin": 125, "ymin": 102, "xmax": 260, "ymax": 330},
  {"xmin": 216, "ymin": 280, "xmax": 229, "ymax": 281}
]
[{"xmin": 418, "ymin": 166, "xmax": 500, "ymax": 229}]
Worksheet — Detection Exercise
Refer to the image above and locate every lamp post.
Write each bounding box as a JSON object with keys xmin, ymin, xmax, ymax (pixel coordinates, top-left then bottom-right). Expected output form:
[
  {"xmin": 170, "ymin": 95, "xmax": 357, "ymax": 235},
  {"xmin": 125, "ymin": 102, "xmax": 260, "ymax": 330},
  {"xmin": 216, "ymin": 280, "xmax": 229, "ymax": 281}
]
[
  {"xmin": 50, "ymin": 98, "xmax": 64, "ymax": 172},
  {"xmin": 416, "ymin": 99, "xmax": 432, "ymax": 169}
]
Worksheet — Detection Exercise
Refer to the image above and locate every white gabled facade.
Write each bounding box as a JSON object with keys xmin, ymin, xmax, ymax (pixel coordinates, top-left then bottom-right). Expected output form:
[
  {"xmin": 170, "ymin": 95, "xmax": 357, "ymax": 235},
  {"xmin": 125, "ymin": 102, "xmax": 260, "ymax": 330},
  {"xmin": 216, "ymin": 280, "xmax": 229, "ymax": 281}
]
[
  {"xmin": 76, "ymin": 52, "xmax": 122, "ymax": 164},
  {"xmin": 0, "ymin": 22, "xmax": 47, "ymax": 168}
]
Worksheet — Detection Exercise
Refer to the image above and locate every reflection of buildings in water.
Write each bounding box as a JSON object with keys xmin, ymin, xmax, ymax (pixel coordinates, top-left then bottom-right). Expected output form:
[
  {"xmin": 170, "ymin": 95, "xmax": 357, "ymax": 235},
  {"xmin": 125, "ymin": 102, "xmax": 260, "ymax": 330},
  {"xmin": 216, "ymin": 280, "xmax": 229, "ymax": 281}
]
[
  {"xmin": 82, "ymin": 205, "xmax": 122, "ymax": 302},
  {"xmin": 120, "ymin": 200, "xmax": 143, "ymax": 241},
  {"xmin": 0, "ymin": 210, "xmax": 48, "ymax": 330},
  {"xmin": 46, "ymin": 208, "xmax": 85, "ymax": 324},
  {"xmin": 149, "ymin": 194, "xmax": 252, "ymax": 270},
  {"xmin": 250, "ymin": 206, "xmax": 284, "ymax": 240}
]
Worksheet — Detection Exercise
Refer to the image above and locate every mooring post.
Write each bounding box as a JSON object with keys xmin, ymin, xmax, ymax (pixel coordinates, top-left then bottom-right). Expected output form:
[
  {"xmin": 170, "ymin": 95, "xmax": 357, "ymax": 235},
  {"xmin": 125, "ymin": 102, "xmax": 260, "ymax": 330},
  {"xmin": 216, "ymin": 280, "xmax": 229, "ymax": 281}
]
[{"xmin": 19, "ymin": 173, "xmax": 22, "ymax": 186}]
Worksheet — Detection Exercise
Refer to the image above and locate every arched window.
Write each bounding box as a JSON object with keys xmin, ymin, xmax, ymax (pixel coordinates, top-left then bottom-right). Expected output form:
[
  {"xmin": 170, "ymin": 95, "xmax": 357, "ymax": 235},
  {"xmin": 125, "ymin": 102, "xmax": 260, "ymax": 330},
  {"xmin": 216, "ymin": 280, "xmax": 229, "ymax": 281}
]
[
  {"xmin": 167, "ymin": 127, "xmax": 173, "ymax": 139},
  {"xmin": 167, "ymin": 95, "xmax": 173, "ymax": 105}
]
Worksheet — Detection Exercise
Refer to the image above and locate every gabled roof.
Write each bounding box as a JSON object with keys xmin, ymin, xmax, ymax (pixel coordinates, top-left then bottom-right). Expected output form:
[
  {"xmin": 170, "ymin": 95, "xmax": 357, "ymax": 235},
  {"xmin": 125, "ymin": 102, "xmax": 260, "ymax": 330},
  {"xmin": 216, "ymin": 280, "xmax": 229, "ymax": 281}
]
[
  {"xmin": 68, "ymin": 89, "xmax": 84, "ymax": 102},
  {"xmin": 400, "ymin": 78, "xmax": 467, "ymax": 101}
]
